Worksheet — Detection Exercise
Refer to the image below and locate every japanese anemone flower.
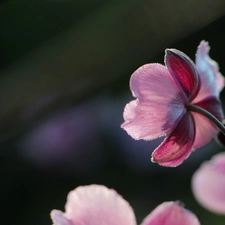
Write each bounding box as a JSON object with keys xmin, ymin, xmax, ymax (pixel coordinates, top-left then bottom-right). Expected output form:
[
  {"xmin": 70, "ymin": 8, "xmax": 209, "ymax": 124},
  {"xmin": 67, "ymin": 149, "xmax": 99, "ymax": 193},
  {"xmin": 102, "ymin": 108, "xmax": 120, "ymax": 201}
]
[
  {"xmin": 121, "ymin": 41, "xmax": 224, "ymax": 167},
  {"xmin": 50, "ymin": 184, "xmax": 200, "ymax": 225}
]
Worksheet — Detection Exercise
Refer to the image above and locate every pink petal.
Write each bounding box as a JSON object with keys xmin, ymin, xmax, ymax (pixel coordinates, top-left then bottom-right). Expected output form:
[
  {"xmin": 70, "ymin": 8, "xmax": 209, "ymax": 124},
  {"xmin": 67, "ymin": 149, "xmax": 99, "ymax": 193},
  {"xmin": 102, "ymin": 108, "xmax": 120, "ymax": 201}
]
[
  {"xmin": 141, "ymin": 201, "xmax": 200, "ymax": 225},
  {"xmin": 192, "ymin": 153, "xmax": 225, "ymax": 214},
  {"xmin": 191, "ymin": 112, "xmax": 217, "ymax": 150},
  {"xmin": 152, "ymin": 112, "xmax": 195, "ymax": 167},
  {"xmin": 191, "ymin": 97, "xmax": 223, "ymax": 149},
  {"xmin": 193, "ymin": 41, "xmax": 224, "ymax": 103},
  {"xmin": 51, "ymin": 185, "xmax": 137, "ymax": 225},
  {"xmin": 121, "ymin": 63, "xmax": 185, "ymax": 140},
  {"xmin": 165, "ymin": 49, "xmax": 200, "ymax": 102},
  {"xmin": 51, "ymin": 210, "xmax": 72, "ymax": 225}
]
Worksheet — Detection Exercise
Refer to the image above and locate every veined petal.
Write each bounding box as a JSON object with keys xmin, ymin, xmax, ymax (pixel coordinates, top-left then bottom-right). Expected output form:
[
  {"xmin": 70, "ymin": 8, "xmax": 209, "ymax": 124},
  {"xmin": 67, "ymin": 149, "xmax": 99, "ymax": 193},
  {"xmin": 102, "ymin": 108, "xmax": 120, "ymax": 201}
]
[
  {"xmin": 165, "ymin": 49, "xmax": 200, "ymax": 101},
  {"xmin": 141, "ymin": 201, "xmax": 200, "ymax": 225},
  {"xmin": 151, "ymin": 113, "xmax": 195, "ymax": 167},
  {"xmin": 192, "ymin": 153, "xmax": 225, "ymax": 214},
  {"xmin": 63, "ymin": 185, "xmax": 136, "ymax": 225},
  {"xmin": 193, "ymin": 41, "xmax": 224, "ymax": 103},
  {"xmin": 122, "ymin": 63, "xmax": 185, "ymax": 140},
  {"xmin": 192, "ymin": 97, "xmax": 224, "ymax": 150}
]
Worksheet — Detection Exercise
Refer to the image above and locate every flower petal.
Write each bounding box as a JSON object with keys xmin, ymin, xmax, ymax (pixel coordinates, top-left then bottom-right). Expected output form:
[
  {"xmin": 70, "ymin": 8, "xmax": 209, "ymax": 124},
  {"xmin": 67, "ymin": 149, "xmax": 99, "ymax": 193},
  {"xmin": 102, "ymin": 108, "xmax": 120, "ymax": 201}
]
[
  {"xmin": 193, "ymin": 40, "xmax": 224, "ymax": 103},
  {"xmin": 192, "ymin": 97, "xmax": 224, "ymax": 150},
  {"xmin": 51, "ymin": 185, "xmax": 136, "ymax": 225},
  {"xmin": 192, "ymin": 153, "xmax": 225, "ymax": 214},
  {"xmin": 151, "ymin": 112, "xmax": 195, "ymax": 167},
  {"xmin": 51, "ymin": 210, "xmax": 72, "ymax": 225},
  {"xmin": 165, "ymin": 49, "xmax": 200, "ymax": 101},
  {"xmin": 141, "ymin": 201, "xmax": 200, "ymax": 225},
  {"xmin": 121, "ymin": 63, "xmax": 185, "ymax": 140}
]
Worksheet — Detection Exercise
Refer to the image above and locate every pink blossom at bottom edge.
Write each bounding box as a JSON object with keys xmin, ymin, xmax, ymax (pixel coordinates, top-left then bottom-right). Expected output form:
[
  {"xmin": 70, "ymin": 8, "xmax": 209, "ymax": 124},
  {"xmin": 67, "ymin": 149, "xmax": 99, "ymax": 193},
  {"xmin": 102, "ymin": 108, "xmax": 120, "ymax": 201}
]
[{"xmin": 50, "ymin": 184, "xmax": 200, "ymax": 225}]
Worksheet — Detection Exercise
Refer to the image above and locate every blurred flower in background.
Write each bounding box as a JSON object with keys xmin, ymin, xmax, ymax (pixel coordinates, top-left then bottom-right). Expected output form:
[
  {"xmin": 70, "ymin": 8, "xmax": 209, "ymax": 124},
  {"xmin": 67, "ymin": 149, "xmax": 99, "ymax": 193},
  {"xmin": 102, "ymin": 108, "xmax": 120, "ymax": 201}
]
[
  {"xmin": 192, "ymin": 152, "xmax": 225, "ymax": 214},
  {"xmin": 19, "ymin": 102, "xmax": 106, "ymax": 175},
  {"xmin": 51, "ymin": 184, "xmax": 200, "ymax": 225},
  {"xmin": 141, "ymin": 201, "xmax": 200, "ymax": 225}
]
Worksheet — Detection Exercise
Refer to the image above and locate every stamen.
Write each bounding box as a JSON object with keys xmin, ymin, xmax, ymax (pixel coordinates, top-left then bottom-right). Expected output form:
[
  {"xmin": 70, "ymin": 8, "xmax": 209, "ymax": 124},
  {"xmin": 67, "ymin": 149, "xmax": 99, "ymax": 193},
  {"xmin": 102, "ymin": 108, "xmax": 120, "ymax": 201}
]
[{"xmin": 187, "ymin": 104, "xmax": 225, "ymax": 135}]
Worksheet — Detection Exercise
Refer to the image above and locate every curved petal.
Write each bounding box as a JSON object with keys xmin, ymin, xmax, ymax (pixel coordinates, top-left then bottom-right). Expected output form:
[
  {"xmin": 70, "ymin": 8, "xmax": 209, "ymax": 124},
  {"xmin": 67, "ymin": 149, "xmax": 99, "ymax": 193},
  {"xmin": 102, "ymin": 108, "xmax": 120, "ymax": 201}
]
[
  {"xmin": 151, "ymin": 112, "xmax": 195, "ymax": 167},
  {"xmin": 165, "ymin": 49, "xmax": 200, "ymax": 102},
  {"xmin": 61, "ymin": 185, "xmax": 137, "ymax": 225},
  {"xmin": 141, "ymin": 201, "xmax": 200, "ymax": 225},
  {"xmin": 192, "ymin": 153, "xmax": 225, "ymax": 214},
  {"xmin": 192, "ymin": 97, "xmax": 224, "ymax": 150},
  {"xmin": 193, "ymin": 41, "xmax": 224, "ymax": 103},
  {"xmin": 121, "ymin": 63, "xmax": 185, "ymax": 140}
]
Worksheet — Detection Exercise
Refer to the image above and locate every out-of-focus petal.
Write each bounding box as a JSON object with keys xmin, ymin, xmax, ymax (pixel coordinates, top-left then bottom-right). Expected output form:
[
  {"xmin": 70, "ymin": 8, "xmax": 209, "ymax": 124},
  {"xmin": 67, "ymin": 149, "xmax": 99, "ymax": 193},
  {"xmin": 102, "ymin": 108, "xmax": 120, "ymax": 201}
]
[
  {"xmin": 152, "ymin": 113, "xmax": 195, "ymax": 167},
  {"xmin": 51, "ymin": 210, "xmax": 72, "ymax": 225},
  {"xmin": 192, "ymin": 97, "xmax": 223, "ymax": 149},
  {"xmin": 54, "ymin": 185, "xmax": 136, "ymax": 225},
  {"xmin": 165, "ymin": 49, "xmax": 200, "ymax": 101},
  {"xmin": 192, "ymin": 153, "xmax": 225, "ymax": 214},
  {"xmin": 141, "ymin": 201, "xmax": 200, "ymax": 225},
  {"xmin": 194, "ymin": 41, "xmax": 224, "ymax": 103},
  {"xmin": 122, "ymin": 63, "xmax": 185, "ymax": 140}
]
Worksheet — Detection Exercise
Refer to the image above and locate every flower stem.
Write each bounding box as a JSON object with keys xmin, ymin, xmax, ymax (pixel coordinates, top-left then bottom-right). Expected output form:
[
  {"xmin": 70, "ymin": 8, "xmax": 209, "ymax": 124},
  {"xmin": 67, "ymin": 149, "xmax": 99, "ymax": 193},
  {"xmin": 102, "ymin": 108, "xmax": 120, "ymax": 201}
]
[{"xmin": 187, "ymin": 104, "xmax": 225, "ymax": 135}]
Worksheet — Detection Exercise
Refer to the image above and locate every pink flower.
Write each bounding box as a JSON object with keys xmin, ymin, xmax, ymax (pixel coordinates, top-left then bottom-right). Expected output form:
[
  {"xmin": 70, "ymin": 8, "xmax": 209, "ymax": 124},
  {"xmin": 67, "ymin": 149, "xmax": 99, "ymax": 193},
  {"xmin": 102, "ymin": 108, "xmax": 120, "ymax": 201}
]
[
  {"xmin": 50, "ymin": 185, "xmax": 200, "ymax": 225},
  {"xmin": 192, "ymin": 152, "xmax": 225, "ymax": 214},
  {"xmin": 121, "ymin": 41, "xmax": 224, "ymax": 167},
  {"xmin": 141, "ymin": 201, "xmax": 200, "ymax": 225},
  {"xmin": 20, "ymin": 105, "xmax": 105, "ymax": 174}
]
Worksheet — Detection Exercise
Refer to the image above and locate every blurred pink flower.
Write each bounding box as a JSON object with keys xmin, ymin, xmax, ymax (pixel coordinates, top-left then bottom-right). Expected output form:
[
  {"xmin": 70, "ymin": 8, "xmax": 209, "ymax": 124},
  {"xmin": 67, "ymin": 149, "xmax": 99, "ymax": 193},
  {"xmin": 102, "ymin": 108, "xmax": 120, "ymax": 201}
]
[
  {"xmin": 20, "ymin": 105, "xmax": 105, "ymax": 174},
  {"xmin": 141, "ymin": 201, "xmax": 200, "ymax": 225},
  {"xmin": 121, "ymin": 41, "xmax": 224, "ymax": 167},
  {"xmin": 50, "ymin": 185, "xmax": 200, "ymax": 225},
  {"xmin": 192, "ymin": 152, "xmax": 225, "ymax": 214}
]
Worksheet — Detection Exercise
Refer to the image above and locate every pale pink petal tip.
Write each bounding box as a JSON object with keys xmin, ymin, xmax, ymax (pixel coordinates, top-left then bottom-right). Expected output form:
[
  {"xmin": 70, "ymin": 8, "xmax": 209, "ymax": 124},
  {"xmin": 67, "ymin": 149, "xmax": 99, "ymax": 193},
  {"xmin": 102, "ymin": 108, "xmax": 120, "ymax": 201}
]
[
  {"xmin": 196, "ymin": 40, "xmax": 224, "ymax": 94},
  {"xmin": 50, "ymin": 210, "xmax": 72, "ymax": 225},
  {"xmin": 141, "ymin": 201, "xmax": 200, "ymax": 225},
  {"xmin": 52, "ymin": 184, "xmax": 136, "ymax": 225},
  {"xmin": 192, "ymin": 152, "xmax": 225, "ymax": 214}
]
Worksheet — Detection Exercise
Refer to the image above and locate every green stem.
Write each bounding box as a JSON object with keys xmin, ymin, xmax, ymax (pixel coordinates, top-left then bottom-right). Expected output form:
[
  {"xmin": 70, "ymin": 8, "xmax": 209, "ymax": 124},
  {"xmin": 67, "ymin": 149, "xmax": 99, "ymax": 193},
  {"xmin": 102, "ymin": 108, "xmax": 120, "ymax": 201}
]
[{"xmin": 187, "ymin": 104, "xmax": 225, "ymax": 135}]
